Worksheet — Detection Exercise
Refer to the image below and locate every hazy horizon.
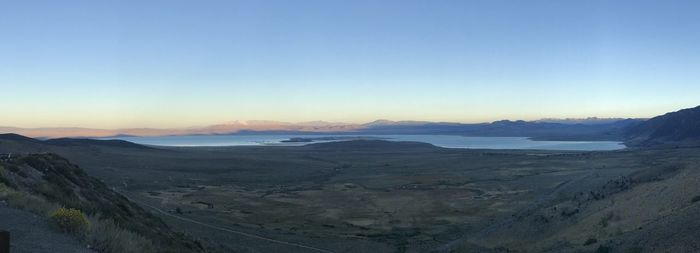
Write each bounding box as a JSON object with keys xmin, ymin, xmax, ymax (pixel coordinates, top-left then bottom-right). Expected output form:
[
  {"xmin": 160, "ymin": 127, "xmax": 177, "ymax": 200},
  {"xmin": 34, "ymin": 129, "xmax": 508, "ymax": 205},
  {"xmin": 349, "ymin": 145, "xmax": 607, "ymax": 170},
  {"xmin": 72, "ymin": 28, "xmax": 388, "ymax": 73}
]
[
  {"xmin": 0, "ymin": 112, "xmax": 662, "ymax": 139},
  {"xmin": 3, "ymin": 0, "xmax": 700, "ymax": 129},
  {"xmin": 0, "ymin": 115, "xmax": 651, "ymax": 130}
]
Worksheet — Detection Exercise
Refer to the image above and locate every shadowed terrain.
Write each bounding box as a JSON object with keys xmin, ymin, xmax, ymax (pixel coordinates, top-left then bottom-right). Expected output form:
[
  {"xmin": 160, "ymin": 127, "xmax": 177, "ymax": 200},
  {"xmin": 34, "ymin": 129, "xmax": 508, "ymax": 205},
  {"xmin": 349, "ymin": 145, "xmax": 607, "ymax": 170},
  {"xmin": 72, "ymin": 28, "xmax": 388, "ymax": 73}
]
[
  {"xmin": 0, "ymin": 204, "xmax": 94, "ymax": 253},
  {"xmin": 0, "ymin": 151, "xmax": 204, "ymax": 253},
  {"xmin": 1, "ymin": 106, "xmax": 700, "ymax": 252},
  {"xmin": 3, "ymin": 133, "xmax": 700, "ymax": 252}
]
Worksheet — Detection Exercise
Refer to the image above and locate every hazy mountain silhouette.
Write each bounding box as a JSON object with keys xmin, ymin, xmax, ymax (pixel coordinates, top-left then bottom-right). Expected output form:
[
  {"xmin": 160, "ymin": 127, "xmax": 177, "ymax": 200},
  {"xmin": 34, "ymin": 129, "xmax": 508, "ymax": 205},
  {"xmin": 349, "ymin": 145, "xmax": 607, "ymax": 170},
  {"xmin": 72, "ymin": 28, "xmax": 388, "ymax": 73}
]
[
  {"xmin": 1, "ymin": 118, "xmax": 644, "ymax": 141},
  {"xmin": 357, "ymin": 119, "xmax": 640, "ymax": 141},
  {"xmin": 625, "ymin": 105, "xmax": 700, "ymax": 146}
]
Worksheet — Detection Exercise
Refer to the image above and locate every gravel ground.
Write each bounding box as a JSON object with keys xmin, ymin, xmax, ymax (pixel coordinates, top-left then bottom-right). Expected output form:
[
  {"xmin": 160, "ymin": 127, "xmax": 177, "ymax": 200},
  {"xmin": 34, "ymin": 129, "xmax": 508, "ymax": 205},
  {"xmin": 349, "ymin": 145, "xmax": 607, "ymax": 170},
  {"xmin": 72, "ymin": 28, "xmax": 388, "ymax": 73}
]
[{"xmin": 0, "ymin": 202, "xmax": 94, "ymax": 253}]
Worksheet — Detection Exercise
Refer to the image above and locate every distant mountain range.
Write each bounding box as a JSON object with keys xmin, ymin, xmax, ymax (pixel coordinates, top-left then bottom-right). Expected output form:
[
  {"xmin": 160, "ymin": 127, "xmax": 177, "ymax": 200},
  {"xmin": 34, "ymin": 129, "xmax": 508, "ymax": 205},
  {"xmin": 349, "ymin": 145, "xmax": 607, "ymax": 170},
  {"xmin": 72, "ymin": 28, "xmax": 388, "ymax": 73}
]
[
  {"xmin": 3, "ymin": 106, "xmax": 700, "ymax": 146},
  {"xmin": 0, "ymin": 121, "xmax": 362, "ymax": 139},
  {"xmin": 0, "ymin": 118, "xmax": 643, "ymax": 140},
  {"xmin": 535, "ymin": 117, "xmax": 638, "ymax": 125}
]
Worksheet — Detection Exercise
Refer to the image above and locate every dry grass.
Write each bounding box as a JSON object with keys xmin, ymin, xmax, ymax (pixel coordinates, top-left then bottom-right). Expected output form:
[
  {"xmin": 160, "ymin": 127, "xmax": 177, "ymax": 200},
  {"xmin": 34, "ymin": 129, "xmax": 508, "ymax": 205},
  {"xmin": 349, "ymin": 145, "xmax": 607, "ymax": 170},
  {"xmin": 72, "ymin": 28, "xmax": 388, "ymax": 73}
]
[
  {"xmin": 1, "ymin": 184, "xmax": 59, "ymax": 216},
  {"xmin": 86, "ymin": 215, "xmax": 156, "ymax": 253},
  {"xmin": 1, "ymin": 183, "xmax": 156, "ymax": 253},
  {"xmin": 51, "ymin": 207, "xmax": 89, "ymax": 235}
]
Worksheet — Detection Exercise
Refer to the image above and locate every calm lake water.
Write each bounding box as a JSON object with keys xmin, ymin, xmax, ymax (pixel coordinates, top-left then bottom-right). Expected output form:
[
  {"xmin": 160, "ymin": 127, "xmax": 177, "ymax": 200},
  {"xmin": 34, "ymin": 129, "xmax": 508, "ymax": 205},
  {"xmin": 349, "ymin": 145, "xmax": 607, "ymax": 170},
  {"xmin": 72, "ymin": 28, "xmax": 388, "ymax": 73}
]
[{"xmin": 102, "ymin": 134, "xmax": 626, "ymax": 151}]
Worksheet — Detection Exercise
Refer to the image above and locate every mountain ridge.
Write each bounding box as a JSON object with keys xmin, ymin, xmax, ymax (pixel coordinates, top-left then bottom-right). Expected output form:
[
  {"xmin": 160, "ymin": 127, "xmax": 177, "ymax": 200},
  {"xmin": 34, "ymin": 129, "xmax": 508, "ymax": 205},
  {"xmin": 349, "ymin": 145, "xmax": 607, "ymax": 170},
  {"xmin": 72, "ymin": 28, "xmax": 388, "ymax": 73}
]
[
  {"xmin": 11, "ymin": 103, "xmax": 700, "ymax": 145},
  {"xmin": 624, "ymin": 105, "xmax": 700, "ymax": 146},
  {"xmin": 1, "ymin": 117, "xmax": 643, "ymax": 139}
]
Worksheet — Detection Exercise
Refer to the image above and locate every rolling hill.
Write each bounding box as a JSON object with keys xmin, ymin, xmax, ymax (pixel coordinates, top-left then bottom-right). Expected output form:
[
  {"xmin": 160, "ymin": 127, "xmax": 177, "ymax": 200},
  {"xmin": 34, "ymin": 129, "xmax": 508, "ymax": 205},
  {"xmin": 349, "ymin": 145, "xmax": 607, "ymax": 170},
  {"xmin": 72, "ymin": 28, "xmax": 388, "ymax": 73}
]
[
  {"xmin": 625, "ymin": 105, "xmax": 700, "ymax": 146},
  {"xmin": 0, "ymin": 151, "xmax": 203, "ymax": 253}
]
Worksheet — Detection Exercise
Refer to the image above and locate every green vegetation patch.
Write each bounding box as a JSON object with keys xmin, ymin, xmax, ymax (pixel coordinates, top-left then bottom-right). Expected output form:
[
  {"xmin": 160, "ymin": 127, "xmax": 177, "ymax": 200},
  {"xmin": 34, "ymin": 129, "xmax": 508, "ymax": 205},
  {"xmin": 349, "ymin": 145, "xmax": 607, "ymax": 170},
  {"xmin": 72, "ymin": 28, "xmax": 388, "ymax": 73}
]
[
  {"xmin": 584, "ymin": 237, "xmax": 598, "ymax": 246},
  {"xmin": 51, "ymin": 207, "xmax": 89, "ymax": 235},
  {"xmin": 691, "ymin": 195, "xmax": 700, "ymax": 203}
]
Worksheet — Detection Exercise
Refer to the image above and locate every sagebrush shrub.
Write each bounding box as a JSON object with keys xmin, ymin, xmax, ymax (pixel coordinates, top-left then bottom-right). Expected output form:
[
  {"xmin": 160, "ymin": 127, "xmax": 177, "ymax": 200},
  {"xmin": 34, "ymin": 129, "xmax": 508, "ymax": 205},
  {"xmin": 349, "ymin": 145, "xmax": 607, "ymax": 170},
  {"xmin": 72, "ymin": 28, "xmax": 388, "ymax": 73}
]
[
  {"xmin": 87, "ymin": 216, "xmax": 155, "ymax": 253},
  {"xmin": 51, "ymin": 207, "xmax": 89, "ymax": 234}
]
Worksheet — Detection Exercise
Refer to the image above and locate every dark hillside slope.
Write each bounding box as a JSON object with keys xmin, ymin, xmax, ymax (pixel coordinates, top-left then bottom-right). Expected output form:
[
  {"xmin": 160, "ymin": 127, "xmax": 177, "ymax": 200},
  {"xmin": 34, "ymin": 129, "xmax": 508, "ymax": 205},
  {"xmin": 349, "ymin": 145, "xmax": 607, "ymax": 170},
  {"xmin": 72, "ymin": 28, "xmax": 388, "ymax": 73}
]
[
  {"xmin": 625, "ymin": 105, "xmax": 700, "ymax": 146},
  {"xmin": 0, "ymin": 205, "xmax": 94, "ymax": 253},
  {"xmin": 0, "ymin": 134, "xmax": 155, "ymax": 154},
  {"xmin": 0, "ymin": 133, "xmax": 42, "ymax": 143},
  {"xmin": 442, "ymin": 147, "xmax": 700, "ymax": 253},
  {"xmin": 44, "ymin": 138, "xmax": 154, "ymax": 149},
  {"xmin": 0, "ymin": 153, "xmax": 203, "ymax": 253}
]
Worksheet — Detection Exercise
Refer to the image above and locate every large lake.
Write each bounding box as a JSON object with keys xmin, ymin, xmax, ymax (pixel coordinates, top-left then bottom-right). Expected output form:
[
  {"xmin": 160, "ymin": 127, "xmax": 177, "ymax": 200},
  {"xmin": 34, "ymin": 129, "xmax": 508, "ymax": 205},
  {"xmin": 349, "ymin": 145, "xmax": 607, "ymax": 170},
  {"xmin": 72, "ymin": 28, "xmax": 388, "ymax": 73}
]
[{"xmin": 102, "ymin": 134, "xmax": 626, "ymax": 151}]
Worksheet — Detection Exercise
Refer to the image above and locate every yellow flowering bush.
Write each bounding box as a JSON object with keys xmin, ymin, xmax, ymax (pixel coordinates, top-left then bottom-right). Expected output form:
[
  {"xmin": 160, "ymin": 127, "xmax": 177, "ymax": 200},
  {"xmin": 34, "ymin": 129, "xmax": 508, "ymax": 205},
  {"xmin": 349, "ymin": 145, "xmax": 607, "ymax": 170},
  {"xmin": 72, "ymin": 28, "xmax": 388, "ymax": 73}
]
[{"xmin": 50, "ymin": 207, "xmax": 89, "ymax": 234}]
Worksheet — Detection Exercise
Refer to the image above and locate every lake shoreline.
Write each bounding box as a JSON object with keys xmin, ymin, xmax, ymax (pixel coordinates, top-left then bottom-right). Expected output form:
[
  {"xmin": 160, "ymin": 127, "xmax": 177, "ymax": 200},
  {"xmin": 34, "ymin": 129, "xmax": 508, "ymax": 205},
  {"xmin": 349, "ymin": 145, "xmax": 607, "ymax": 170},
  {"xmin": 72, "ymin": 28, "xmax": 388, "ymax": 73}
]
[{"xmin": 97, "ymin": 134, "xmax": 626, "ymax": 151}]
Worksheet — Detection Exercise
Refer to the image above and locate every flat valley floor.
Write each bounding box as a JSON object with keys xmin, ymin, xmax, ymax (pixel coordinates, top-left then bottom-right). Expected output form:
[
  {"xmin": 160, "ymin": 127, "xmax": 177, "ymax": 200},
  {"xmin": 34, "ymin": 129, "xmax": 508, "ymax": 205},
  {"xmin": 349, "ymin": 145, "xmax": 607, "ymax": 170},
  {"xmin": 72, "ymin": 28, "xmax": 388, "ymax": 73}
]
[{"xmin": 3, "ymin": 139, "xmax": 700, "ymax": 253}]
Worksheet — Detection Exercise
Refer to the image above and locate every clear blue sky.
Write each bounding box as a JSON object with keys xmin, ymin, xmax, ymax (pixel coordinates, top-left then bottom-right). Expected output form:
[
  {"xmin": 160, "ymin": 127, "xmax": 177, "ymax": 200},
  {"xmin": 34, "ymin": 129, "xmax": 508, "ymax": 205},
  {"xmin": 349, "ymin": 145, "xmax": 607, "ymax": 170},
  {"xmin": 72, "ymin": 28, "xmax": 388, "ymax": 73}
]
[{"xmin": 1, "ymin": 0, "xmax": 699, "ymax": 128}]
